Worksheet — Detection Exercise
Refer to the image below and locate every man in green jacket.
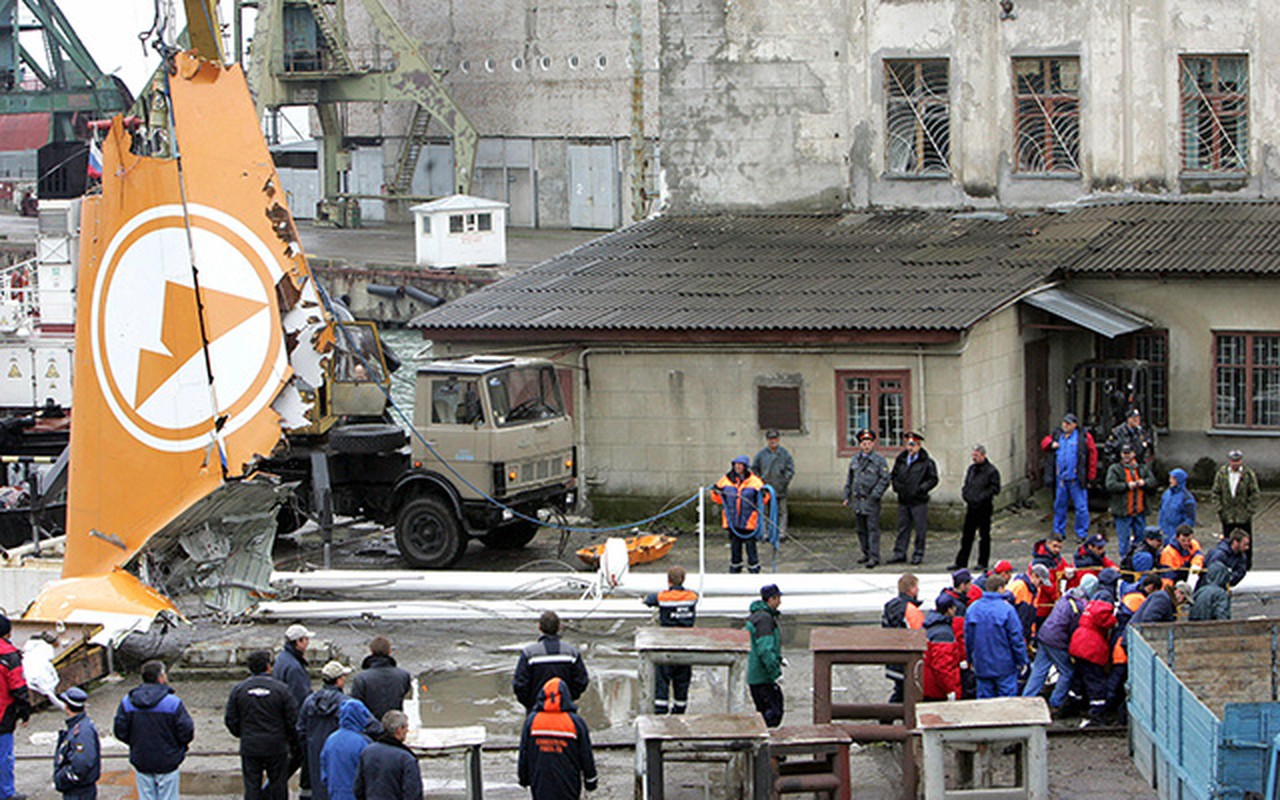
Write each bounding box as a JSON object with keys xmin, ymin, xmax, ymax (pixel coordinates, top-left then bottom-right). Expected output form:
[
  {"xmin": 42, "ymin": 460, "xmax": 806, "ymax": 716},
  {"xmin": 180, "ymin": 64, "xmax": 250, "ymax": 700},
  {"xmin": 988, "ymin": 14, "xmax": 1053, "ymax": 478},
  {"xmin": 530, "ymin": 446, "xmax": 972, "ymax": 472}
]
[
  {"xmin": 746, "ymin": 585, "xmax": 784, "ymax": 727},
  {"xmin": 1105, "ymin": 445, "xmax": 1155, "ymax": 561},
  {"xmin": 1211, "ymin": 449, "xmax": 1260, "ymax": 568}
]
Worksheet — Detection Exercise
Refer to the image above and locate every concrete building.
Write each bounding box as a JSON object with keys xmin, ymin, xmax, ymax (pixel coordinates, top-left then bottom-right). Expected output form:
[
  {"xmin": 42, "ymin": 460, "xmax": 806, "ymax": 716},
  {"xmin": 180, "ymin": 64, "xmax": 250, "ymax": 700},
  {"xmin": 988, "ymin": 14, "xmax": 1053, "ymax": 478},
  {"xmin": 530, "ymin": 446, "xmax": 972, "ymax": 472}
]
[
  {"xmin": 661, "ymin": 0, "xmax": 1280, "ymax": 212},
  {"xmin": 290, "ymin": 0, "xmax": 661, "ymax": 230}
]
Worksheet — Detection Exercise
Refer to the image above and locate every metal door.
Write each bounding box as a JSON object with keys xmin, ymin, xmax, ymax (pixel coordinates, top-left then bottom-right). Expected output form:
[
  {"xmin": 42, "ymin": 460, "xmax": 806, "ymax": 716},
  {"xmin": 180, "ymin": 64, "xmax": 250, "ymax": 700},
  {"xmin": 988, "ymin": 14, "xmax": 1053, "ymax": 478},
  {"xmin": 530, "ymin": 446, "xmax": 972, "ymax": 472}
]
[
  {"xmin": 413, "ymin": 143, "xmax": 455, "ymax": 197},
  {"xmin": 568, "ymin": 143, "xmax": 619, "ymax": 230}
]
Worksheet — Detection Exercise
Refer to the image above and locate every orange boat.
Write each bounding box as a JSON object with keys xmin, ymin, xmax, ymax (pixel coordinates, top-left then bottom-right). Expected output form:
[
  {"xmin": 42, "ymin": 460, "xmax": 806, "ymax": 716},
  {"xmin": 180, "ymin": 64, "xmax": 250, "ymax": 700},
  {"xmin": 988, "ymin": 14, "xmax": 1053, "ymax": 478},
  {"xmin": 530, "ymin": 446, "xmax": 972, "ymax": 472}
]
[{"xmin": 577, "ymin": 534, "xmax": 677, "ymax": 568}]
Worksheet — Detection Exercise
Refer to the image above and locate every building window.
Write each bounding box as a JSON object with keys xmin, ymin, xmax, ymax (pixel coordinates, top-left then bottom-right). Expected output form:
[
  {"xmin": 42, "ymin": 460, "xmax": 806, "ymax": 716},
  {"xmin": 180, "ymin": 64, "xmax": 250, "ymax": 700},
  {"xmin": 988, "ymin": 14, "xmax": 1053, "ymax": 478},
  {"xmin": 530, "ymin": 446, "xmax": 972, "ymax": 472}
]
[
  {"xmin": 1214, "ymin": 332, "xmax": 1280, "ymax": 428},
  {"xmin": 758, "ymin": 385, "xmax": 802, "ymax": 432},
  {"xmin": 1013, "ymin": 56, "xmax": 1081, "ymax": 174},
  {"xmin": 1098, "ymin": 330, "xmax": 1169, "ymax": 428},
  {"xmin": 1180, "ymin": 55, "xmax": 1248, "ymax": 173},
  {"xmin": 885, "ymin": 59, "xmax": 950, "ymax": 175},
  {"xmin": 836, "ymin": 370, "xmax": 910, "ymax": 456},
  {"xmin": 448, "ymin": 212, "xmax": 494, "ymax": 233}
]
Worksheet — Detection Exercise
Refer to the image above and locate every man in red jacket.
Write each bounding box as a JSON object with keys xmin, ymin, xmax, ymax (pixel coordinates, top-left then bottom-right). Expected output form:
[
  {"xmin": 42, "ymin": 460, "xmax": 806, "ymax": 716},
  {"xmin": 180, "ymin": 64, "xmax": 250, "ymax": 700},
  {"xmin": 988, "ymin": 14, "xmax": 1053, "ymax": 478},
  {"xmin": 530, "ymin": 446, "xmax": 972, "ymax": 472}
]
[
  {"xmin": 1069, "ymin": 599, "xmax": 1116, "ymax": 727},
  {"xmin": 0, "ymin": 613, "xmax": 30, "ymax": 800}
]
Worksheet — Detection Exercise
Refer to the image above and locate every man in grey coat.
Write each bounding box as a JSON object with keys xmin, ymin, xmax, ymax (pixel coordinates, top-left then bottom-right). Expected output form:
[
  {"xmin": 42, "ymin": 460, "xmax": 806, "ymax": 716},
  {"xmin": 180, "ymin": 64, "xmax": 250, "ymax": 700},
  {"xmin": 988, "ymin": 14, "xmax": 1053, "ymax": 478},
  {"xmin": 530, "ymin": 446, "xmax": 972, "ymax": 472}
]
[
  {"xmin": 752, "ymin": 429, "xmax": 795, "ymax": 542},
  {"xmin": 843, "ymin": 428, "xmax": 891, "ymax": 569}
]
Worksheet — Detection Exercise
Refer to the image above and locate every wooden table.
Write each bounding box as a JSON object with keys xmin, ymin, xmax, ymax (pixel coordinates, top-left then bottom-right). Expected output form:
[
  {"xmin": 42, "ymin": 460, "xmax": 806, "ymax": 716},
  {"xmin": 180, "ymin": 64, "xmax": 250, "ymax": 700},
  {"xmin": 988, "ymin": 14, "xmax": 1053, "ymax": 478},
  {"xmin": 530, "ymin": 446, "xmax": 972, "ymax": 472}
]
[
  {"xmin": 635, "ymin": 713, "xmax": 771, "ymax": 800},
  {"xmin": 635, "ymin": 627, "xmax": 751, "ymax": 714},
  {"xmin": 810, "ymin": 626, "xmax": 927, "ymax": 800},
  {"xmin": 404, "ymin": 725, "xmax": 486, "ymax": 800},
  {"xmin": 915, "ymin": 697, "xmax": 1051, "ymax": 800}
]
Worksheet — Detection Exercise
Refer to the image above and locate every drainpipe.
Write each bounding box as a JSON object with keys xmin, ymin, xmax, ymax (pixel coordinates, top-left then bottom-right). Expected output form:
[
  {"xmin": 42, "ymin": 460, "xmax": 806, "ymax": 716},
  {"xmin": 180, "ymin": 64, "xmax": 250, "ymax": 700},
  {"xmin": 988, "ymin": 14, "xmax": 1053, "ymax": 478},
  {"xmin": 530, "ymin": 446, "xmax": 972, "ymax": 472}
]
[{"xmin": 628, "ymin": 0, "xmax": 646, "ymax": 222}]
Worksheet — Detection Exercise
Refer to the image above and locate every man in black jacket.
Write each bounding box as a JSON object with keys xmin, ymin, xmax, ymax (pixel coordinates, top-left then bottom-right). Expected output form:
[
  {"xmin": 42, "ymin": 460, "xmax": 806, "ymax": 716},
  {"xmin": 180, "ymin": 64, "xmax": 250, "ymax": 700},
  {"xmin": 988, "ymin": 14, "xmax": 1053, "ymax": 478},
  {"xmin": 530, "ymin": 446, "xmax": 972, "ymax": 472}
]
[
  {"xmin": 512, "ymin": 612, "xmax": 590, "ymax": 712},
  {"xmin": 113, "ymin": 661, "xmax": 194, "ymax": 800},
  {"xmin": 353, "ymin": 710, "xmax": 422, "ymax": 800},
  {"xmin": 274, "ymin": 625, "xmax": 313, "ymax": 795},
  {"xmin": 890, "ymin": 432, "xmax": 939, "ymax": 566},
  {"xmin": 951, "ymin": 444, "xmax": 1002, "ymax": 571},
  {"xmin": 225, "ymin": 650, "xmax": 298, "ymax": 800},
  {"xmin": 350, "ymin": 637, "xmax": 412, "ymax": 722}
]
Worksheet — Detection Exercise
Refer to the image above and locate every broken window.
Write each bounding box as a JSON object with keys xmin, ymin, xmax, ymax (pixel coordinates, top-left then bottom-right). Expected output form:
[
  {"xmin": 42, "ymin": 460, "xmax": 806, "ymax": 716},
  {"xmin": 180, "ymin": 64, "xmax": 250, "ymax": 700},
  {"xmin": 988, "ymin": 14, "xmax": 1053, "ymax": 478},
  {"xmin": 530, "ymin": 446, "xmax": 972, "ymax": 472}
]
[
  {"xmin": 1014, "ymin": 57, "xmax": 1080, "ymax": 174},
  {"xmin": 757, "ymin": 384, "xmax": 802, "ymax": 432},
  {"xmin": 1181, "ymin": 55, "xmax": 1248, "ymax": 173},
  {"xmin": 885, "ymin": 60, "xmax": 950, "ymax": 175},
  {"xmin": 1214, "ymin": 332, "xmax": 1280, "ymax": 428},
  {"xmin": 837, "ymin": 371, "xmax": 910, "ymax": 455}
]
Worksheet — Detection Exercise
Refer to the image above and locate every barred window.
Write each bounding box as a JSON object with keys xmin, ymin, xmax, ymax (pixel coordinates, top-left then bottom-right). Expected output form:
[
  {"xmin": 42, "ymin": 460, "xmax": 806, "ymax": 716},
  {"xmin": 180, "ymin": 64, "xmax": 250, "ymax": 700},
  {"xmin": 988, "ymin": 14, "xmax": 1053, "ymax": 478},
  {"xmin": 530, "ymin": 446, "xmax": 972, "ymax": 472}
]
[
  {"xmin": 1214, "ymin": 332, "xmax": 1280, "ymax": 428},
  {"xmin": 836, "ymin": 371, "xmax": 910, "ymax": 456},
  {"xmin": 885, "ymin": 60, "xmax": 950, "ymax": 176},
  {"xmin": 1014, "ymin": 57, "xmax": 1081, "ymax": 174},
  {"xmin": 1181, "ymin": 55, "xmax": 1248, "ymax": 173},
  {"xmin": 1099, "ymin": 331, "xmax": 1169, "ymax": 428}
]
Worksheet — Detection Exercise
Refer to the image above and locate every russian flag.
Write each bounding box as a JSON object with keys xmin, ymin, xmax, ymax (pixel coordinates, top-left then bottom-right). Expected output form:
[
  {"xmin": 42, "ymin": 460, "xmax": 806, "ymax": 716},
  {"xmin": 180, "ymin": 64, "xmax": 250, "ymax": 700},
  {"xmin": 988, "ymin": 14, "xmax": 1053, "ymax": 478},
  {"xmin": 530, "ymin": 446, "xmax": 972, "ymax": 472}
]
[{"xmin": 87, "ymin": 139, "xmax": 103, "ymax": 179}]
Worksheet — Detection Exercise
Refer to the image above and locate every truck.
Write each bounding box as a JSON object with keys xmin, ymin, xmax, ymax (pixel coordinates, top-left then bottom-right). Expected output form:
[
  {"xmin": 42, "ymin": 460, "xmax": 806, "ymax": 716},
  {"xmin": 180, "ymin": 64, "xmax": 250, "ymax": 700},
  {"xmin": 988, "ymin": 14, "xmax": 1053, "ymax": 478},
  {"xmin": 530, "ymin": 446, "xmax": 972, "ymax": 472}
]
[{"xmin": 263, "ymin": 326, "xmax": 577, "ymax": 569}]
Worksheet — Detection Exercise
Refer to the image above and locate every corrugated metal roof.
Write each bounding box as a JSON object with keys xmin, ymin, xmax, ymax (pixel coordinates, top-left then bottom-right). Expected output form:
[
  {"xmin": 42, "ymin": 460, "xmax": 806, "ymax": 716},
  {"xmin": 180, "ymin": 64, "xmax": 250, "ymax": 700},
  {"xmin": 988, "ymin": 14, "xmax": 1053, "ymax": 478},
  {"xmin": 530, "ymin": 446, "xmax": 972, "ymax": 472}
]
[
  {"xmin": 409, "ymin": 201, "xmax": 1280, "ymax": 334},
  {"xmin": 1022, "ymin": 287, "xmax": 1152, "ymax": 338}
]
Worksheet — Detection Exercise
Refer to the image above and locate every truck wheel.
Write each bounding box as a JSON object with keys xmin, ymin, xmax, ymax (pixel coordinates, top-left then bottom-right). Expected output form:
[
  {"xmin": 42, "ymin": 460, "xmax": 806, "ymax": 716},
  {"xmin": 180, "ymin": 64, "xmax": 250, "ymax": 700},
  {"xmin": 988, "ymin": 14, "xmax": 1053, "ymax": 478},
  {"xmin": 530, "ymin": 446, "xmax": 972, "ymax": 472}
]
[
  {"xmin": 330, "ymin": 423, "xmax": 407, "ymax": 455},
  {"xmin": 395, "ymin": 496, "xmax": 466, "ymax": 568},
  {"xmin": 482, "ymin": 519, "xmax": 540, "ymax": 550}
]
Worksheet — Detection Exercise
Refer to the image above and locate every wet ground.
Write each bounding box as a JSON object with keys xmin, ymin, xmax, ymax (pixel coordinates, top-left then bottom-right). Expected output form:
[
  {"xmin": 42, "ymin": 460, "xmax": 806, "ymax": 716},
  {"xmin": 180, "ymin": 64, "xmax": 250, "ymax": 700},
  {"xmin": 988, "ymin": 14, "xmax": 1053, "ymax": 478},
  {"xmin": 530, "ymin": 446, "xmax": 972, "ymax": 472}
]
[{"xmin": 17, "ymin": 486, "xmax": 1270, "ymax": 799}]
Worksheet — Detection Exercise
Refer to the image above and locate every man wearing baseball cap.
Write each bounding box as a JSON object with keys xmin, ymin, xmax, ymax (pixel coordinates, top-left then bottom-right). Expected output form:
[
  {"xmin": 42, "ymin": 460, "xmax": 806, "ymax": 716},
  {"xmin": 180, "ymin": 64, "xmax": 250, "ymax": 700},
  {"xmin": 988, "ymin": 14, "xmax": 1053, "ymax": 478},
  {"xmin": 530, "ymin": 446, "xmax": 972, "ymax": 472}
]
[
  {"xmin": 843, "ymin": 428, "xmax": 890, "ymax": 568},
  {"xmin": 752, "ymin": 429, "xmax": 795, "ymax": 542},
  {"xmin": 297, "ymin": 661, "xmax": 353, "ymax": 800},
  {"xmin": 1212, "ymin": 449, "xmax": 1260, "ymax": 568},
  {"xmin": 275, "ymin": 625, "xmax": 315, "ymax": 796},
  {"xmin": 53, "ymin": 687, "xmax": 99, "ymax": 800},
  {"xmin": 1041, "ymin": 414, "xmax": 1098, "ymax": 540},
  {"xmin": 747, "ymin": 585, "xmax": 785, "ymax": 727}
]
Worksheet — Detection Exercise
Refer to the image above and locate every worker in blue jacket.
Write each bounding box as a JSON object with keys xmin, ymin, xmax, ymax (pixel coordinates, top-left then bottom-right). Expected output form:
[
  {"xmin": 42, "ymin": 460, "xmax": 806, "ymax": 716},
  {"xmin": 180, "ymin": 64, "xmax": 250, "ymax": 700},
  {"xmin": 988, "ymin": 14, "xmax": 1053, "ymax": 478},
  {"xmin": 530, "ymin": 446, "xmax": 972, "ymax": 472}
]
[
  {"xmin": 54, "ymin": 688, "xmax": 100, "ymax": 800},
  {"xmin": 963, "ymin": 575, "xmax": 1028, "ymax": 698},
  {"xmin": 320, "ymin": 700, "xmax": 381, "ymax": 800}
]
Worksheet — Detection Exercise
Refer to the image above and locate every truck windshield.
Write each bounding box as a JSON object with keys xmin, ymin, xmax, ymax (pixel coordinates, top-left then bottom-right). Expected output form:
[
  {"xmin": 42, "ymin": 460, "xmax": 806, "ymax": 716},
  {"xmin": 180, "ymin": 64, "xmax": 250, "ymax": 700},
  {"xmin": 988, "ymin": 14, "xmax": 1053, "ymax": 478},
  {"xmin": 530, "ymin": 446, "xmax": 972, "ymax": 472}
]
[{"xmin": 488, "ymin": 366, "xmax": 565, "ymax": 427}]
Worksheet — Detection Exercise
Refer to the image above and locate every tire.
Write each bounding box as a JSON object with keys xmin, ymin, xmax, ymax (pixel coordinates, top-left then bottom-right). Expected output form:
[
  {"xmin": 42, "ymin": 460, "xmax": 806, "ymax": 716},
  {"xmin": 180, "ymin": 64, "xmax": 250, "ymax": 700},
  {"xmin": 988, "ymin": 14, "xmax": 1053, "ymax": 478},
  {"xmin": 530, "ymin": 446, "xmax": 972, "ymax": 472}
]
[
  {"xmin": 481, "ymin": 519, "xmax": 540, "ymax": 550},
  {"xmin": 394, "ymin": 496, "xmax": 466, "ymax": 568},
  {"xmin": 329, "ymin": 423, "xmax": 407, "ymax": 455}
]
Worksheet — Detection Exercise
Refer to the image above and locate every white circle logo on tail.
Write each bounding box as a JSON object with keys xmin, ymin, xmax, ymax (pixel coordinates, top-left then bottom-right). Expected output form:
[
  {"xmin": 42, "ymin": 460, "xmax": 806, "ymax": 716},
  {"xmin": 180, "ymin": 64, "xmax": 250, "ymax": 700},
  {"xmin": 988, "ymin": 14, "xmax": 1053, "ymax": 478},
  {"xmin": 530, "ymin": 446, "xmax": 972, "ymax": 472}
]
[{"xmin": 90, "ymin": 204, "xmax": 285, "ymax": 452}]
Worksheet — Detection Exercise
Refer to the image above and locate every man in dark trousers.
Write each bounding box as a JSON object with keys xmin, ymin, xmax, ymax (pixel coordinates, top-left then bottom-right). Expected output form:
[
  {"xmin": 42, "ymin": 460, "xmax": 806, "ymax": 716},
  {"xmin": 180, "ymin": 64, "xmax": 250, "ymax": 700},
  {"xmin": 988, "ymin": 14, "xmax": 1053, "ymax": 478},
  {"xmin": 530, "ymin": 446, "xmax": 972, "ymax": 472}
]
[
  {"xmin": 747, "ymin": 584, "xmax": 785, "ymax": 727},
  {"xmin": 274, "ymin": 625, "xmax": 313, "ymax": 795},
  {"xmin": 353, "ymin": 710, "xmax": 422, "ymax": 800},
  {"xmin": 890, "ymin": 432, "xmax": 938, "ymax": 565},
  {"xmin": 297, "ymin": 661, "xmax": 352, "ymax": 800},
  {"xmin": 0, "ymin": 612, "xmax": 30, "ymax": 800},
  {"xmin": 843, "ymin": 428, "xmax": 891, "ymax": 569},
  {"xmin": 113, "ymin": 660, "xmax": 194, "ymax": 800},
  {"xmin": 964, "ymin": 575, "xmax": 1028, "ymax": 698},
  {"xmin": 752, "ymin": 429, "xmax": 795, "ymax": 541},
  {"xmin": 642, "ymin": 565, "xmax": 698, "ymax": 714},
  {"xmin": 350, "ymin": 637, "xmax": 412, "ymax": 723},
  {"xmin": 513, "ymin": 611, "xmax": 590, "ymax": 712},
  {"xmin": 951, "ymin": 443, "xmax": 1001, "ymax": 571},
  {"xmin": 517, "ymin": 677, "xmax": 598, "ymax": 800},
  {"xmin": 53, "ymin": 688, "xmax": 99, "ymax": 800},
  {"xmin": 225, "ymin": 650, "xmax": 299, "ymax": 800}
]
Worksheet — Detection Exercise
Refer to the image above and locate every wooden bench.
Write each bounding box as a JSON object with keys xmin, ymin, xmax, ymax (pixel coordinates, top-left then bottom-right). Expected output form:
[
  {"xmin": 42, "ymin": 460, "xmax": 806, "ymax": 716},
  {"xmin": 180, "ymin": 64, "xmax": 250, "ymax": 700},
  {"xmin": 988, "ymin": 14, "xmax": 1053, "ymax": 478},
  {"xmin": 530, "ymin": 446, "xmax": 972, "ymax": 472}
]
[
  {"xmin": 635, "ymin": 627, "xmax": 751, "ymax": 714},
  {"xmin": 915, "ymin": 697, "xmax": 1050, "ymax": 800},
  {"xmin": 768, "ymin": 724, "xmax": 852, "ymax": 800},
  {"xmin": 404, "ymin": 725, "xmax": 486, "ymax": 800},
  {"xmin": 811, "ymin": 626, "xmax": 927, "ymax": 800},
  {"xmin": 635, "ymin": 713, "xmax": 771, "ymax": 800}
]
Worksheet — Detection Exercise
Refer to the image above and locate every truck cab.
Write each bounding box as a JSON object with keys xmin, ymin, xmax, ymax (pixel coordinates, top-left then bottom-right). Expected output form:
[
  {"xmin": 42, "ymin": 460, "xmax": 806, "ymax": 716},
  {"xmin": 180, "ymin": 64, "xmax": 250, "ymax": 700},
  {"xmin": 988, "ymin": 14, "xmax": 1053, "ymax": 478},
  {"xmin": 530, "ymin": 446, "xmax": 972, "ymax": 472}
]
[{"xmin": 393, "ymin": 355, "xmax": 577, "ymax": 567}]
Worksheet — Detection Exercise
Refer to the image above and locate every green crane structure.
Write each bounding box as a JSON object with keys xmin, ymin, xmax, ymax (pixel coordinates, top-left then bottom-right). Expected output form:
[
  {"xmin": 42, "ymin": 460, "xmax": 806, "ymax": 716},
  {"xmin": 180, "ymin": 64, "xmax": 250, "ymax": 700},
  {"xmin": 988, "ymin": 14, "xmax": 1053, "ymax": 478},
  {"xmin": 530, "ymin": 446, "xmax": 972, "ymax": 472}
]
[
  {"xmin": 244, "ymin": 0, "xmax": 478, "ymax": 226},
  {"xmin": 0, "ymin": 0, "xmax": 131, "ymax": 141}
]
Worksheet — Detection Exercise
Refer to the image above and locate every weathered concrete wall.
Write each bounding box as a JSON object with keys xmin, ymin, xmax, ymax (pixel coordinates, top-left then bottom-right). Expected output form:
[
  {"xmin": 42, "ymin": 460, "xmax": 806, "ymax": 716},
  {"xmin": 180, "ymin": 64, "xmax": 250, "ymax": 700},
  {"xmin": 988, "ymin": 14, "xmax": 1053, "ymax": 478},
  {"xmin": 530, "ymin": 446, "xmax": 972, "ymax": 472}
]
[
  {"xmin": 320, "ymin": 0, "xmax": 660, "ymax": 227},
  {"xmin": 1068, "ymin": 276, "xmax": 1280, "ymax": 482},
  {"xmin": 957, "ymin": 307, "xmax": 1028, "ymax": 499},
  {"xmin": 661, "ymin": 0, "xmax": 1280, "ymax": 212}
]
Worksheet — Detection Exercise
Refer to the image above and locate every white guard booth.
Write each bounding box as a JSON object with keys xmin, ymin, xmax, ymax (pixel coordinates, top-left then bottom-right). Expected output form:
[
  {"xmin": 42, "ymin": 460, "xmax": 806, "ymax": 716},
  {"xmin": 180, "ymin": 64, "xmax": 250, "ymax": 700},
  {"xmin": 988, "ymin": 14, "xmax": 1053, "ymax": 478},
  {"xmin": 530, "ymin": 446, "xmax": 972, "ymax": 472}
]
[{"xmin": 411, "ymin": 194, "xmax": 508, "ymax": 269}]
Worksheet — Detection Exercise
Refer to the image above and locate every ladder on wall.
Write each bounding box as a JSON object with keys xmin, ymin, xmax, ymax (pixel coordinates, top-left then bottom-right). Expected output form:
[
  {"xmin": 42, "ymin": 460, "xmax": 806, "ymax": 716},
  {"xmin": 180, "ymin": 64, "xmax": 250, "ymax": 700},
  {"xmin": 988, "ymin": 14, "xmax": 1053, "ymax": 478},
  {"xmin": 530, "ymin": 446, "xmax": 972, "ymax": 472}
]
[
  {"xmin": 299, "ymin": 0, "xmax": 359, "ymax": 74},
  {"xmin": 391, "ymin": 104, "xmax": 430, "ymax": 194}
]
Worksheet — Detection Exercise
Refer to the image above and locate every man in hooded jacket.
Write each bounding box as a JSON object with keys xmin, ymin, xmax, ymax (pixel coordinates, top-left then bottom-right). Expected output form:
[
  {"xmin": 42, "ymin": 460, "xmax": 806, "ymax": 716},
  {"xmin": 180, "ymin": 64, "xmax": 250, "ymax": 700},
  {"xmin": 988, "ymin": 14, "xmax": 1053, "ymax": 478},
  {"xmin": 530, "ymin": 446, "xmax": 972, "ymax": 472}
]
[
  {"xmin": 298, "ymin": 662, "xmax": 353, "ymax": 800},
  {"xmin": 113, "ymin": 661, "xmax": 194, "ymax": 800},
  {"xmin": 712, "ymin": 456, "xmax": 770, "ymax": 574},
  {"xmin": 321, "ymin": 701, "xmax": 381, "ymax": 800},
  {"xmin": 517, "ymin": 677, "xmax": 598, "ymax": 799},
  {"xmin": 1158, "ymin": 469, "xmax": 1197, "ymax": 544},
  {"xmin": 353, "ymin": 710, "xmax": 421, "ymax": 800},
  {"xmin": 349, "ymin": 637, "xmax": 412, "ymax": 723},
  {"xmin": 1189, "ymin": 561, "xmax": 1232, "ymax": 621}
]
